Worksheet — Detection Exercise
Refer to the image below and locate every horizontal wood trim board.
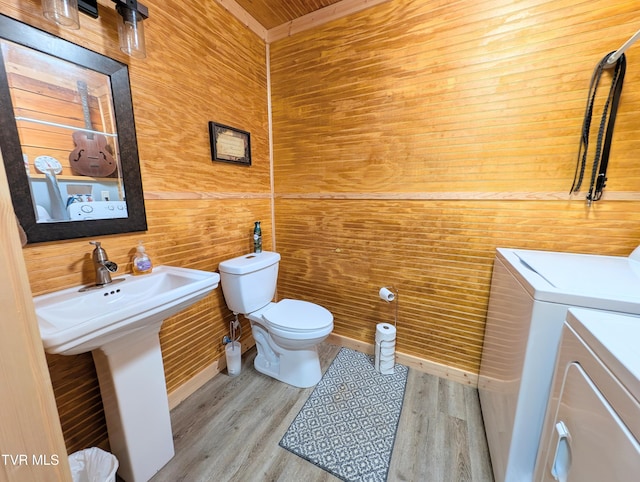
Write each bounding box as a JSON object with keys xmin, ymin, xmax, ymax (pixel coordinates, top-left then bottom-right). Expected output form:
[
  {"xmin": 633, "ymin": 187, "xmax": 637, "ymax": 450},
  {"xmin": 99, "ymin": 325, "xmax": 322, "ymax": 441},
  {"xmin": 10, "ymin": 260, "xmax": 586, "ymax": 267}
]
[
  {"xmin": 144, "ymin": 191, "xmax": 640, "ymax": 201},
  {"xmin": 326, "ymin": 333, "xmax": 478, "ymax": 387},
  {"xmin": 215, "ymin": 0, "xmax": 268, "ymax": 40},
  {"xmin": 267, "ymin": 0, "xmax": 393, "ymax": 43},
  {"xmin": 275, "ymin": 192, "xmax": 640, "ymax": 201},
  {"xmin": 144, "ymin": 191, "xmax": 272, "ymax": 200},
  {"xmin": 168, "ymin": 360, "xmax": 221, "ymax": 410},
  {"xmin": 216, "ymin": 0, "xmax": 393, "ymax": 43}
]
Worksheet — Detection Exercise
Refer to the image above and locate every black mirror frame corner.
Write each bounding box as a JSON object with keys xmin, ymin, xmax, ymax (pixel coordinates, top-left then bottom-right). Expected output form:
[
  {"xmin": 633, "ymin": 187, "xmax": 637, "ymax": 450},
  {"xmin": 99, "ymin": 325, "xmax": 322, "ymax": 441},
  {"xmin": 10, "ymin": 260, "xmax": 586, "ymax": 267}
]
[{"xmin": 0, "ymin": 14, "xmax": 147, "ymax": 244}]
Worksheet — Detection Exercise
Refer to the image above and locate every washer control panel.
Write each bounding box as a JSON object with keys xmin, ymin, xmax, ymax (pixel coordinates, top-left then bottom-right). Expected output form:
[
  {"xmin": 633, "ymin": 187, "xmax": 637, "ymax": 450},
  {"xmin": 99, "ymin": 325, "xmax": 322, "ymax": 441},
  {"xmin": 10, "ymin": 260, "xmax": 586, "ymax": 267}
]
[{"xmin": 67, "ymin": 201, "xmax": 128, "ymax": 220}]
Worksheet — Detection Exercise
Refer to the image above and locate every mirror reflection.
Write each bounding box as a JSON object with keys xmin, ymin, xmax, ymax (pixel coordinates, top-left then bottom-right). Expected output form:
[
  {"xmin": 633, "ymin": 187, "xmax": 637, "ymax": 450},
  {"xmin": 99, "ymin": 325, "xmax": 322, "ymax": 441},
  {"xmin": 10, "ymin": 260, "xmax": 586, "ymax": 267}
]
[
  {"xmin": 0, "ymin": 14, "xmax": 147, "ymax": 244},
  {"xmin": 2, "ymin": 39, "xmax": 127, "ymax": 223}
]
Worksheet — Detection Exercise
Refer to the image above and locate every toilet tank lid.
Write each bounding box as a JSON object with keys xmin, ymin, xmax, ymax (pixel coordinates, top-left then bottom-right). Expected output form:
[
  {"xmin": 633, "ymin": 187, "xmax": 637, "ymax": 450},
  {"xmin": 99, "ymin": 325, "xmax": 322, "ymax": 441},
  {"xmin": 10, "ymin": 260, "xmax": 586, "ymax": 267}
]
[{"xmin": 219, "ymin": 251, "xmax": 280, "ymax": 275}]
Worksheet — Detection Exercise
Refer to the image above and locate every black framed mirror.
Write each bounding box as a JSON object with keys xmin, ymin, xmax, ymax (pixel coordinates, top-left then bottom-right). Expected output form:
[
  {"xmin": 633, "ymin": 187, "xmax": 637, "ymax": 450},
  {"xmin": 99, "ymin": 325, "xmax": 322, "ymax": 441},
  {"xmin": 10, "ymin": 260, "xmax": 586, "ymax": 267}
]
[{"xmin": 0, "ymin": 14, "xmax": 147, "ymax": 244}]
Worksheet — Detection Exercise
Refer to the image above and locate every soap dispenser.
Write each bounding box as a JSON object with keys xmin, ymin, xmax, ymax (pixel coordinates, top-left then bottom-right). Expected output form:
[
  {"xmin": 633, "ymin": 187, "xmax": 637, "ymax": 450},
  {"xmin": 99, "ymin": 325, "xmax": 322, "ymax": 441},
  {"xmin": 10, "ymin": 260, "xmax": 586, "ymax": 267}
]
[{"xmin": 132, "ymin": 241, "xmax": 153, "ymax": 275}]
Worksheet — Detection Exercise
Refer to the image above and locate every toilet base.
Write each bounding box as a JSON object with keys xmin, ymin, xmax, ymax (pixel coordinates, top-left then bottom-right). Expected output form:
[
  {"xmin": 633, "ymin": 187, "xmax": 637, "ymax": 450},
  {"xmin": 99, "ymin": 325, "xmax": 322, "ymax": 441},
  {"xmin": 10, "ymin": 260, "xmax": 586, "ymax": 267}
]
[
  {"xmin": 250, "ymin": 322, "xmax": 323, "ymax": 388},
  {"xmin": 254, "ymin": 346, "xmax": 322, "ymax": 388}
]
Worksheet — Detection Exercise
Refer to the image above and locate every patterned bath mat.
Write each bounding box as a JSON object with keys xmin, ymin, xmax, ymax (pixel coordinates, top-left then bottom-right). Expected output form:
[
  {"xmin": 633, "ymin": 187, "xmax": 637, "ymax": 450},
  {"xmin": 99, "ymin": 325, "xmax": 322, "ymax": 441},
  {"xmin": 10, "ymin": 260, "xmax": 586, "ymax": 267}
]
[{"xmin": 279, "ymin": 347, "xmax": 409, "ymax": 482}]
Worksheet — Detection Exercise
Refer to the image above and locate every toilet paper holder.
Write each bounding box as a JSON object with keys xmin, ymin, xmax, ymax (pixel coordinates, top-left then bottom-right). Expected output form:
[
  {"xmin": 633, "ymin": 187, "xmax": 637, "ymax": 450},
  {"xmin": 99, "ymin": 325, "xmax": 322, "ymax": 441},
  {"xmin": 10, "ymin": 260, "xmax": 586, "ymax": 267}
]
[
  {"xmin": 376, "ymin": 287, "xmax": 399, "ymax": 374},
  {"xmin": 379, "ymin": 286, "xmax": 397, "ymax": 303},
  {"xmin": 379, "ymin": 286, "xmax": 398, "ymax": 328}
]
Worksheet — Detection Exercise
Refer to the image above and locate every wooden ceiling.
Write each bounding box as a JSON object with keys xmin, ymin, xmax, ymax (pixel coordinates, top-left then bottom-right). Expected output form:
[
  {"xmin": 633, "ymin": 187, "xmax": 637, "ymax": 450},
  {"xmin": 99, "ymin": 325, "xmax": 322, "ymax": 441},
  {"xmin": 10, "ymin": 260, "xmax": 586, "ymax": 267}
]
[
  {"xmin": 217, "ymin": 0, "xmax": 390, "ymax": 42},
  {"xmin": 232, "ymin": 0, "xmax": 344, "ymax": 30}
]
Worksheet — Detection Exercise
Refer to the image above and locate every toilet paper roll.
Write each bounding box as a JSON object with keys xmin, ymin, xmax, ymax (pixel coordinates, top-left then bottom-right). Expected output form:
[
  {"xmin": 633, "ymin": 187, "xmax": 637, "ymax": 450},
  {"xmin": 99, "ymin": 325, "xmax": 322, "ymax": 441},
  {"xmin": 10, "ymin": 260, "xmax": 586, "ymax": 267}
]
[
  {"xmin": 375, "ymin": 323, "xmax": 396, "ymax": 342},
  {"xmin": 378, "ymin": 359, "xmax": 395, "ymax": 375},
  {"xmin": 379, "ymin": 287, "xmax": 396, "ymax": 302},
  {"xmin": 376, "ymin": 341, "xmax": 396, "ymax": 374}
]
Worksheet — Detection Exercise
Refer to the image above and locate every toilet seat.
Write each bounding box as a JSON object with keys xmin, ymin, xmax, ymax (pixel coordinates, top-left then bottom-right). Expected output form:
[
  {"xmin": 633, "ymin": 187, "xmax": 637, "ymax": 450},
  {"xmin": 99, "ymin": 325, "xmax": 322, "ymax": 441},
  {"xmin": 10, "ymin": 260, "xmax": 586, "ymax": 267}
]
[{"xmin": 262, "ymin": 299, "xmax": 333, "ymax": 333}]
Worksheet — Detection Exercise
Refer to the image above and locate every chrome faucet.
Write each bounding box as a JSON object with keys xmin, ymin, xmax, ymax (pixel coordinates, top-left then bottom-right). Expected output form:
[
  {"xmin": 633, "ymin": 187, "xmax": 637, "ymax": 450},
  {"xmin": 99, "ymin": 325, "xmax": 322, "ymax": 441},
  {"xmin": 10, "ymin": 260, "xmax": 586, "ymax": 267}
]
[{"xmin": 90, "ymin": 241, "xmax": 118, "ymax": 286}]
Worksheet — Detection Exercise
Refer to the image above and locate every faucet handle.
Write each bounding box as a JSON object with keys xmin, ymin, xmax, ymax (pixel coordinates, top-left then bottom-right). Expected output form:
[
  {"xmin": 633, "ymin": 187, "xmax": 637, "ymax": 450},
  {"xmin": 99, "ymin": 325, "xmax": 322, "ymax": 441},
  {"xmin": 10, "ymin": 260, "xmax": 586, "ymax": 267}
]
[{"xmin": 90, "ymin": 241, "xmax": 108, "ymax": 262}]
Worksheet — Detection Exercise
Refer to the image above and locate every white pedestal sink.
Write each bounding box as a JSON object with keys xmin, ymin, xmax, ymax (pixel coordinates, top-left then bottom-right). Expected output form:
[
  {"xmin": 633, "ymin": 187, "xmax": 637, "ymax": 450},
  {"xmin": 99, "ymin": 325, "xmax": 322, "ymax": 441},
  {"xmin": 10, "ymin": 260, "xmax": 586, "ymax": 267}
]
[{"xmin": 34, "ymin": 266, "xmax": 220, "ymax": 482}]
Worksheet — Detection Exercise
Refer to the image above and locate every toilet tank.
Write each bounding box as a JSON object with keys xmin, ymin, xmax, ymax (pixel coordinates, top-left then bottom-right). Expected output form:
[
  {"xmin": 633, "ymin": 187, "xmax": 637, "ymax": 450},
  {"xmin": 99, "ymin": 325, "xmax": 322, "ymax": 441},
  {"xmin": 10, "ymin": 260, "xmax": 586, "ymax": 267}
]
[{"xmin": 218, "ymin": 251, "xmax": 280, "ymax": 314}]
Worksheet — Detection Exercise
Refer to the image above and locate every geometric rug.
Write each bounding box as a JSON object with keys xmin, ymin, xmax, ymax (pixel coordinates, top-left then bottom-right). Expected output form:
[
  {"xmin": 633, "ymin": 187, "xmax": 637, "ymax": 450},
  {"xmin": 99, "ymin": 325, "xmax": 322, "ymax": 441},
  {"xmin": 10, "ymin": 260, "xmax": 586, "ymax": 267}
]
[{"xmin": 279, "ymin": 347, "xmax": 409, "ymax": 482}]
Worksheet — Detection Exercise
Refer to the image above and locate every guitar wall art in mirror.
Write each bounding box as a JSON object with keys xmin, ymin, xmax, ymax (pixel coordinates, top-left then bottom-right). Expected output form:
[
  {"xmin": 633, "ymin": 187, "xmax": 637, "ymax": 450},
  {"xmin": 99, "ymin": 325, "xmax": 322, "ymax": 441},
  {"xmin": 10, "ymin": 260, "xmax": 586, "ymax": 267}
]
[{"xmin": 0, "ymin": 14, "xmax": 146, "ymax": 244}]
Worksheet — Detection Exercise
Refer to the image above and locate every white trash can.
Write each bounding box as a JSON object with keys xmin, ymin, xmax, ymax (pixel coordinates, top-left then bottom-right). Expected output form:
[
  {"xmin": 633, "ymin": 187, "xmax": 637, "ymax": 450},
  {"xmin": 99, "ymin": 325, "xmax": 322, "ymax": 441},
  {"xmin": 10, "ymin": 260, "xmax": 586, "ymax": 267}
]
[{"xmin": 68, "ymin": 447, "xmax": 118, "ymax": 482}]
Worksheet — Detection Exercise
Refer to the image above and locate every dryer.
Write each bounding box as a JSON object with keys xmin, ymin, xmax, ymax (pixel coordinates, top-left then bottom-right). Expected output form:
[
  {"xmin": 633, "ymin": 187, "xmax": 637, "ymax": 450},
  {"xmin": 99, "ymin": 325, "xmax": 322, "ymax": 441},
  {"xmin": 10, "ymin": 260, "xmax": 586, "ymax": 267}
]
[
  {"xmin": 478, "ymin": 247, "xmax": 640, "ymax": 482},
  {"xmin": 534, "ymin": 308, "xmax": 640, "ymax": 481}
]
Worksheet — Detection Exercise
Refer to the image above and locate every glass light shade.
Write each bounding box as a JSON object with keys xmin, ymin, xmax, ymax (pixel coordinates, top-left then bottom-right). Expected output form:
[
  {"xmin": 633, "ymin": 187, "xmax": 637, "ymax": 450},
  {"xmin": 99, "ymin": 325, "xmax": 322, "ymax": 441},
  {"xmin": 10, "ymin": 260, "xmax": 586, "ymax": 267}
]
[
  {"xmin": 42, "ymin": 0, "xmax": 80, "ymax": 29},
  {"xmin": 116, "ymin": 5, "xmax": 147, "ymax": 59}
]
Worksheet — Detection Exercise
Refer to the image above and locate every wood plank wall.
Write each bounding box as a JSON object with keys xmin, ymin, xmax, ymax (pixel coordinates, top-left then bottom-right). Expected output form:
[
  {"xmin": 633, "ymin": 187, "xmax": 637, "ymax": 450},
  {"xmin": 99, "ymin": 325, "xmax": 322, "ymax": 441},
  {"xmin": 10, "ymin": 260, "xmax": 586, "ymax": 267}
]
[
  {"xmin": 4, "ymin": 0, "xmax": 640, "ymax": 461},
  {"xmin": 11, "ymin": 70, "xmax": 117, "ymax": 179},
  {"xmin": 269, "ymin": 0, "xmax": 640, "ymax": 374},
  {"xmin": 0, "ymin": 0, "xmax": 270, "ymax": 454}
]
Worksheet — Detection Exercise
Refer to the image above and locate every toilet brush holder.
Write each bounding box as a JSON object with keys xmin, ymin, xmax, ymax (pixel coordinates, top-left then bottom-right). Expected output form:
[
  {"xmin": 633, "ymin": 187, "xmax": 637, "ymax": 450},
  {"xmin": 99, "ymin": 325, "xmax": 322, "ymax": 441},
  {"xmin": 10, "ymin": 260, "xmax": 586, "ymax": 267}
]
[{"xmin": 225, "ymin": 341, "xmax": 242, "ymax": 376}]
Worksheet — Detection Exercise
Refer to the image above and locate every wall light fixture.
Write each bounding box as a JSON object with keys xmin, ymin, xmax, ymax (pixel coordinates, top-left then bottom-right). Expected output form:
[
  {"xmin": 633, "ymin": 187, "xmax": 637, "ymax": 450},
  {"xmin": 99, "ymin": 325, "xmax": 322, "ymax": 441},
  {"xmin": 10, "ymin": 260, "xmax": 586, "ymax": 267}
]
[
  {"xmin": 42, "ymin": 0, "xmax": 80, "ymax": 29},
  {"xmin": 42, "ymin": 0, "xmax": 149, "ymax": 59},
  {"xmin": 112, "ymin": 0, "xmax": 149, "ymax": 59}
]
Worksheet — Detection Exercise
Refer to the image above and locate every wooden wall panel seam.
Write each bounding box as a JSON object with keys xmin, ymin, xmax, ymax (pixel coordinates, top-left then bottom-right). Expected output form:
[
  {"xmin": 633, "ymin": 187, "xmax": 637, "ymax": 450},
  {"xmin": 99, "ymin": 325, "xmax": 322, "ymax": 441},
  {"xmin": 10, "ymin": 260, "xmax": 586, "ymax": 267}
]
[{"xmin": 273, "ymin": 192, "xmax": 640, "ymax": 201}]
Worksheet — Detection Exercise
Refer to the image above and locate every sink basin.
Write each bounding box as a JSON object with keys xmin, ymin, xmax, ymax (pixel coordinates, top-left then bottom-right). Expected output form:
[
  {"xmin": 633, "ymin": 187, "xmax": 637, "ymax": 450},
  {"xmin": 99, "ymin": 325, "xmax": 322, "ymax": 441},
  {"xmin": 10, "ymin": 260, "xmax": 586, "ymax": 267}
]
[
  {"xmin": 35, "ymin": 265, "xmax": 219, "ymax": 356},
  {"xmin": 34, "ymin": 264, "xmax": 219, "ymax": 482}
]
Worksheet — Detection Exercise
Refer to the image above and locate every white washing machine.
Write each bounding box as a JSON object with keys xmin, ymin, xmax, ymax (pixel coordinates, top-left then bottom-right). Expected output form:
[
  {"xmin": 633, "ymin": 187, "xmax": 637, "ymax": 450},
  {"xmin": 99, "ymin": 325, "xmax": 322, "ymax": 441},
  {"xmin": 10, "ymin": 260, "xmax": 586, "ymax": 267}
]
[
  {"xmin": 534, "ymin": 308, "xmax": 640, "ymax": 481},
  {"xmin": 478, "ymin": 247, "xmax": 640, "ymax": 482}
]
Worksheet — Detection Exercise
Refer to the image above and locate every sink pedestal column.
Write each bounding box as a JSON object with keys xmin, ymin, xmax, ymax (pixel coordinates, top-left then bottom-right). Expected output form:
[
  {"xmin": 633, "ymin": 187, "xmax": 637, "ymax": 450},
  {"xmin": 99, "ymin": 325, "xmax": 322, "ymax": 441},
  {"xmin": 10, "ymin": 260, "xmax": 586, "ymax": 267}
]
[{"xmin": 92, "ymin": 320, "xmax": 174, "ymax": 482}]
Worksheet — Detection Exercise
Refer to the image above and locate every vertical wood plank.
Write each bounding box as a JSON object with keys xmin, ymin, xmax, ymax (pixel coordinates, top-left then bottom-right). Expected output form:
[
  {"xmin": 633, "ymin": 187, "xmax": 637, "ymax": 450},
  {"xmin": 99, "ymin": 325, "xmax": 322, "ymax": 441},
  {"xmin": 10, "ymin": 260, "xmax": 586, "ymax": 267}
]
[{"xmin": 0, "ymin": 153, "xmax": 71, "ymax": 480}]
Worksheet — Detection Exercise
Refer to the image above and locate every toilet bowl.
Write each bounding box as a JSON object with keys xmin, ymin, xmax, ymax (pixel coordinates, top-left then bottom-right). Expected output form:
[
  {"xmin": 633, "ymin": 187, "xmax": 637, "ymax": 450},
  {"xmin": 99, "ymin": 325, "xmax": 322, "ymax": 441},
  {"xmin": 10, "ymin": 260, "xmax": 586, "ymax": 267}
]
[
  {"xmin": 248, "ymin": 300, "xmax": 333, "ymax": 387},
  {"xmin": 218, "ymin": 252, "xmax": 334, "ymax": 388}
]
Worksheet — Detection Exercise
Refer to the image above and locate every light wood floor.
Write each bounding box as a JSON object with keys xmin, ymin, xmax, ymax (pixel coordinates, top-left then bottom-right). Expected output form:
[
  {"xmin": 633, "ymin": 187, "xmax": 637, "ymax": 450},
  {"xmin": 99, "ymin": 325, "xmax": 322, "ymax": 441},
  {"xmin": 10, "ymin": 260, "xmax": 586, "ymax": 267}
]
[{"xmin": 149, "ymin": 343, "xmax": 494, "ymax": 482}]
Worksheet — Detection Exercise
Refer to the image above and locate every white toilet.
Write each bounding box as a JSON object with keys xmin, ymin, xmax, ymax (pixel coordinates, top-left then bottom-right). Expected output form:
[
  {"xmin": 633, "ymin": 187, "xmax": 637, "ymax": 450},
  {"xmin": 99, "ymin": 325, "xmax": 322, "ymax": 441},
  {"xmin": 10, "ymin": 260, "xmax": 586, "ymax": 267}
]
[{"xmin": 218, "ymin": 251, "xmax": 334, "ymax": 388}]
